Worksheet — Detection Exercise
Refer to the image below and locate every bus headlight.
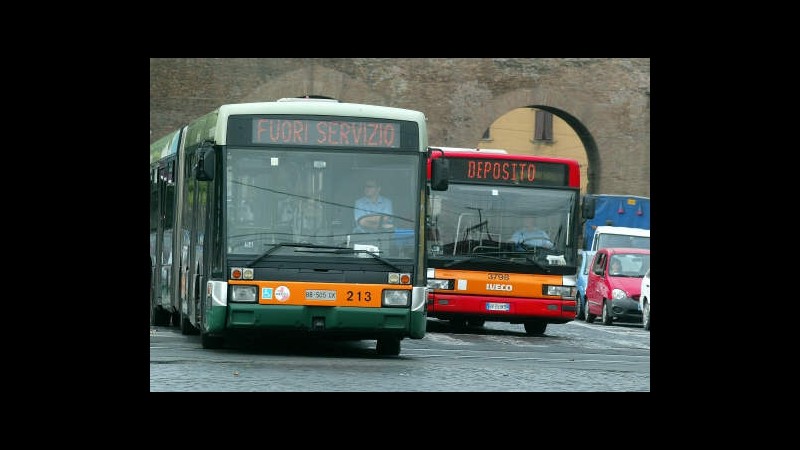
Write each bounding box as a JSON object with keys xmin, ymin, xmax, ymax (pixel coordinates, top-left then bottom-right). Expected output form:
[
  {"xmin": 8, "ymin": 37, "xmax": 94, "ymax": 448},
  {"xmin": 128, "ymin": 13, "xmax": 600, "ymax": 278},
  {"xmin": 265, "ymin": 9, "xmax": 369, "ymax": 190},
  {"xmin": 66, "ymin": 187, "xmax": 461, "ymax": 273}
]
[
  {"xmin": 427, "ymin": 278, "xmax": 454, "ymax": 290},
  {"xmin": 543, "ymin": 284, "xmax": 577, "ymax": 300},
  {"xmin": 230, "ymin": 285, "xmax": 257, "ymax": 302},
  {"xmin": 383, "ymin": 289, "xmax": 410, "ymax": 307}
]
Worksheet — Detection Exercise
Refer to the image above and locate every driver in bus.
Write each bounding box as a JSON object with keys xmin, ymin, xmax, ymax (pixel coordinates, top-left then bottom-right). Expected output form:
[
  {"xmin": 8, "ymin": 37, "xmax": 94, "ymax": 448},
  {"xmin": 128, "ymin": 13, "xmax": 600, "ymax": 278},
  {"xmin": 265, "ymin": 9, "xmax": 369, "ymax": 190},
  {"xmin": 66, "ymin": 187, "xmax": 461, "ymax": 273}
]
[
  {"xmin": 510, "ymin": 216, "xmax": 553, "ymax": 250},
  {"xmin": 354, "ymin": 179, "xmax": 394, "ymax": 232}
]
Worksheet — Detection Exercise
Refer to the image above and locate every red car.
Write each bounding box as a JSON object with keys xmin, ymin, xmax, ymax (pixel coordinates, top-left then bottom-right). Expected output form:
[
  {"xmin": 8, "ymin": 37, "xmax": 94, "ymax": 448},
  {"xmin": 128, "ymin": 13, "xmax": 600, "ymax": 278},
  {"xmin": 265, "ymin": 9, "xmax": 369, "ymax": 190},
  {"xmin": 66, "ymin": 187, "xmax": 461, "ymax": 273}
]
[{"xmin": 584, "ymin": 247, "xmax": 650, "ymax": 325}]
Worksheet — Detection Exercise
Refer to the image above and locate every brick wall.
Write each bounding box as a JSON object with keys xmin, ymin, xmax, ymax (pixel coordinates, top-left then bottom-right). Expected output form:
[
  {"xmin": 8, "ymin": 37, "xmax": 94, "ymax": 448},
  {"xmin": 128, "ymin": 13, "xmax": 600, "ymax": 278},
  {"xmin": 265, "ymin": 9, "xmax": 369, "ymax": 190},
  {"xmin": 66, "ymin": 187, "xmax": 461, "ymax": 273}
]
[{"xmin": 150, "ymin": 58, "xmax": 650, "ymax": 196}]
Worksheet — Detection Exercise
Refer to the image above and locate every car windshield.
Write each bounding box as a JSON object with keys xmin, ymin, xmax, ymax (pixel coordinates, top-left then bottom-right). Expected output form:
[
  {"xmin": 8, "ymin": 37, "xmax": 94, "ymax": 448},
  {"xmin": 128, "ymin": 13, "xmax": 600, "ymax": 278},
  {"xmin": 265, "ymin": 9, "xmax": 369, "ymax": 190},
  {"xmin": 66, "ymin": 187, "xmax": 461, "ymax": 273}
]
[{"xmin": 610, "ymin": 253, "xmax": 650, "ymax": 277}]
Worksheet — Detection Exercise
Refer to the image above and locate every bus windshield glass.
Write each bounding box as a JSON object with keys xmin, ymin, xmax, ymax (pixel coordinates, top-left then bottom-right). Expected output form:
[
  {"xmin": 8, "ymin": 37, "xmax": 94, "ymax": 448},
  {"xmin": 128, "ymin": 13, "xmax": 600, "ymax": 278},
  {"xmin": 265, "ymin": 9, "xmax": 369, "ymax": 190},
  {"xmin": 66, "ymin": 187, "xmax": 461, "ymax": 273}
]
[
  {"xmin": 226, "ymin": 147, "xmax": 419, "ymax": 259},
  {"xmin": 428, "ymin": 183, "xmax": 579, "ymax": 267}
]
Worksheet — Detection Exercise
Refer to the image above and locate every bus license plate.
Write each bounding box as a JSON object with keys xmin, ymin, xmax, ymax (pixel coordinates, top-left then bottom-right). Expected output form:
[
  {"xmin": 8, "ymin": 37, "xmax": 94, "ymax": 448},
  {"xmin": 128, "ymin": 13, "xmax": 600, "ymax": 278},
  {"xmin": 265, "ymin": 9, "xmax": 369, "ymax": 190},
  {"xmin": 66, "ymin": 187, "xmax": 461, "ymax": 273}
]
[
  {"xmin": 486, "ymin": 302, "xmax": 510, "ymax": 311},
  {"xmin": 306, "ymin": 290, "xmax": 337, "ymax": 300}
]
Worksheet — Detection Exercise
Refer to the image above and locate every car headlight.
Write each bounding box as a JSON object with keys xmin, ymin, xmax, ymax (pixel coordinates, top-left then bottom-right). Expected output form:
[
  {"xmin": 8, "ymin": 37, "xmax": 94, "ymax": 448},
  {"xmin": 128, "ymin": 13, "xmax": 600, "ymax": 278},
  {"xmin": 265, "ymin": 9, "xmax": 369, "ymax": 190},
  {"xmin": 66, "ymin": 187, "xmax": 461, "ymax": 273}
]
[{"xmin": 611, "ymin": 288, "xmax": 628, "ymax": 300}]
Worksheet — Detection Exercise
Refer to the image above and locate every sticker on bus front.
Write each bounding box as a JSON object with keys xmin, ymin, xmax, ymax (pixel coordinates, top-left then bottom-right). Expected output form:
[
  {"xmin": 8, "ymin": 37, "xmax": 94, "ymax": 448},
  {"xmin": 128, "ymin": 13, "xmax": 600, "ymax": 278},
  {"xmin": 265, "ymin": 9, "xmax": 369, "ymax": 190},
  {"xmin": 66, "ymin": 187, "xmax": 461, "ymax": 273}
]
[{"xmin": 275, "ymin": 286, "xmax": 290, "ymax": 302}]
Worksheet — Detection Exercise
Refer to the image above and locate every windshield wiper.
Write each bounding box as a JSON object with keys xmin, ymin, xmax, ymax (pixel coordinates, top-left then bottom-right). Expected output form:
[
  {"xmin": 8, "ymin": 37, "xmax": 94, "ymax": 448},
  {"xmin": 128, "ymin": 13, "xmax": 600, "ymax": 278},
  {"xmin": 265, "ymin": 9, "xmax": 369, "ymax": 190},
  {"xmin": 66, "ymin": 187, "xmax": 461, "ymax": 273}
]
[
  {"xmin": 247, "ymin": 242, "xmax": 349, "ymax": 268},
  {"xmin": 334, "ymin": 248, "xmax": 403, "ymax": 272},
  {"xmin": 443, "ymin": 254, "xmax": 548, "ymax": 271}
]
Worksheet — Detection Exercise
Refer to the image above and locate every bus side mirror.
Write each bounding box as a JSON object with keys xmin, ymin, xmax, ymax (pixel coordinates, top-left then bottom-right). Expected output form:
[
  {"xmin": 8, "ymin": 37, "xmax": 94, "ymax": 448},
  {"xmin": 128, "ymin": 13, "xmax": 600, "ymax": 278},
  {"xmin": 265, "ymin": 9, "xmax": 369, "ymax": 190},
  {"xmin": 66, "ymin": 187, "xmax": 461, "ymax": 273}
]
[
  {"xmin": 581, "ymin": 196, "xmax": 596, "ymax": 219},
  {"xmin": 195, "ymin": 145, "xmax": 215, "ymax": 181},
  {"xmin": 430, "ymin": 158, "xmax": 449, "ymax": 191}
]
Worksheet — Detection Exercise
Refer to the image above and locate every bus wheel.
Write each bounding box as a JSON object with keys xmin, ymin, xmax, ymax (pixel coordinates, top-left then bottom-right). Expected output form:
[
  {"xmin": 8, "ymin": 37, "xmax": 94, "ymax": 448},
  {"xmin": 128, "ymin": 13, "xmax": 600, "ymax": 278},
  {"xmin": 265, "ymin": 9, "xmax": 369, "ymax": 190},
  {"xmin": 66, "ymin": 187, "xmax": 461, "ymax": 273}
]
[
  {"xmin": 201, "ymin": 332, "xmax": 224, "ymax": 349},
  {"xmin": 449, "ymin": 318, "xmax": 467, "ymax": 330},
  {"xmin": 180, "ymin": 313, "xmax": 198, "ymax": 335},
  {"xmin": 523, "ymin": 320, "xmax": 546, "ymax": 335},
  {"xmin": 376, "ymin": 337, "xmax": 401, "ymax": 356},
  {"xmin": 467, "ymin": 318, "xmax": 485, "ymax": 327},
  {"xmin": 152, "ymin": 305, "xmax": 171, "ymax": 327},
  {"xmin": 179, "ymin": 298, "xmax": 198, "ymax": 335}
]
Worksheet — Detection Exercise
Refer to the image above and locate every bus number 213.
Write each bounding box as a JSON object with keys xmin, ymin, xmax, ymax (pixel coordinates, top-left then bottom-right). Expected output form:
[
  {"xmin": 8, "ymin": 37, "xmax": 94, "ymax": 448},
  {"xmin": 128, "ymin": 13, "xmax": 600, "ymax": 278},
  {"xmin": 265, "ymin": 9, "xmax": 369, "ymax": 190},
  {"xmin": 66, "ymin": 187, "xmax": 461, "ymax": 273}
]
[{"xmin": 346, "ymin": 291, "xmax": 373, "ymax": 302}]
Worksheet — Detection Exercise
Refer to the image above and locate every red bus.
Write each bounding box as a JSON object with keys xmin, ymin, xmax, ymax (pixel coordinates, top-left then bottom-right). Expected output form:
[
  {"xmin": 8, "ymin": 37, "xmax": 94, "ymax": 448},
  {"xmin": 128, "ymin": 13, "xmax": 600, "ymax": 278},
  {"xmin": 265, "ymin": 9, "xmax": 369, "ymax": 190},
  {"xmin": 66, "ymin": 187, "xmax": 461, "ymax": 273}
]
[{"xmin": 426, "ymin": 147, "xmax": 581, "ymax": 334}]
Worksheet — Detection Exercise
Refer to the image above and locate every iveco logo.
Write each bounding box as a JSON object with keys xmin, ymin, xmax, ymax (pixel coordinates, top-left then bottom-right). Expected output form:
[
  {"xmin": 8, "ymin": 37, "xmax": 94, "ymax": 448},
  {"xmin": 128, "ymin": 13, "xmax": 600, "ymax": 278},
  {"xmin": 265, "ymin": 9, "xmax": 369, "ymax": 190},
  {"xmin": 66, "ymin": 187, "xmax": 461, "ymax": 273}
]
[{"xmin": 486, "ymin": 284, "xmax": 512, "ymax": 291}]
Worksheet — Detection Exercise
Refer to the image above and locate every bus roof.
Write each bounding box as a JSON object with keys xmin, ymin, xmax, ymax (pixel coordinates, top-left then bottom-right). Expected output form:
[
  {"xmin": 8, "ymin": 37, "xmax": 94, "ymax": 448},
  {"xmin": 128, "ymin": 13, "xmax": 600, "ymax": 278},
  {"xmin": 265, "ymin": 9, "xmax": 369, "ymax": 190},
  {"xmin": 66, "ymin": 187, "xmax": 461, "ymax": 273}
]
[
  {"xmin": 429, "ymin": 147, "xmax": 580, "ymax": 165},
  {"xmin": 430, "ymin": 146, "xmax": 508, "ymax": 154},
  {"xmin": 151, "ymin": 100, "xmax": 428, "ymax": 163}
]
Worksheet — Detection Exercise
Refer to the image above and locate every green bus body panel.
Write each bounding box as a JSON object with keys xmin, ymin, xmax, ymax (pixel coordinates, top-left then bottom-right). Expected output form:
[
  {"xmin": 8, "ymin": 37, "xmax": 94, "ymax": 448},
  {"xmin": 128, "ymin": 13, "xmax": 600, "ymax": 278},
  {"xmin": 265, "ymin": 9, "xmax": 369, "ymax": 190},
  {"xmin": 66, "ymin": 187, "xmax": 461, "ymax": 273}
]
[
  {"xmin": 203, "ymin": 302, "xmax": 426, "ymax": 339},
  {"xmin": 204, "ymin": 303, "xmax": 228, "ymax": 334},
  {"xmin": 224, "ymin": 304, "xmax": 424, "ymax": 335},
  {"xmin": 409, "ymin": 309, "xmax": 426, "ymax": 339},
  {"xmin": 149, "ymin": 130, "xmax": 181, "ymax": 165},
  {"xmin": 184, "ymin": 109, "xmax": 220, "ymax": 149}
]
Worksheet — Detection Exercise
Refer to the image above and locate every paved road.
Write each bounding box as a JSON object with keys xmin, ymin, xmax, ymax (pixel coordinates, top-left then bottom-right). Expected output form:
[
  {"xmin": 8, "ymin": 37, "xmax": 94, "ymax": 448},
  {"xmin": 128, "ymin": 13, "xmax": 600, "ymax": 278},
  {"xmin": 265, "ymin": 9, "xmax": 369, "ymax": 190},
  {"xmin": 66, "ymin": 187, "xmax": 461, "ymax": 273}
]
[{"xmin": 150, "ymin": 319, "xmax": 649, "ymax": 392}]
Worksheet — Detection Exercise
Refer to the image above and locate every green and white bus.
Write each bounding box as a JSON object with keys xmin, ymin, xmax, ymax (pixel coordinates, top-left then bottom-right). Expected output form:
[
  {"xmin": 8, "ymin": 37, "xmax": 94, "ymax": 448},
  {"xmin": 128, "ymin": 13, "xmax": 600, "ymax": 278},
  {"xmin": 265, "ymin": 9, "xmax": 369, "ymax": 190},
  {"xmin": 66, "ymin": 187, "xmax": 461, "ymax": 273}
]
[{"xmin": 149, "ymin": 98, "xmax": 447, "ymax": 355}]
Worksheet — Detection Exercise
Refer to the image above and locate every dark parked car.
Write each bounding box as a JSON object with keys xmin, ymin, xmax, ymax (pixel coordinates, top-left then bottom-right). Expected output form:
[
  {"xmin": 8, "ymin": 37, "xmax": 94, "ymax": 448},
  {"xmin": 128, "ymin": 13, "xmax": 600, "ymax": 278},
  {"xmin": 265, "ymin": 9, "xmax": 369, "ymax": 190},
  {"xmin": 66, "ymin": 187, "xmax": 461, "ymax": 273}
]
[{"xmin": 585, "ymin": 247, "xmax": 650, "ymax": 325}]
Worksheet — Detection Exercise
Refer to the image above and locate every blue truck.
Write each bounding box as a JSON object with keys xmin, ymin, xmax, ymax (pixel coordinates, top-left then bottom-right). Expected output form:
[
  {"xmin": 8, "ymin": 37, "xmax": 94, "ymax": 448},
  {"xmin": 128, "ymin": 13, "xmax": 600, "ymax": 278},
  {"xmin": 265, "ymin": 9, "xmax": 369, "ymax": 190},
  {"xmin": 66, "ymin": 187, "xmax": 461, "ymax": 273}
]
[{"xmin": 580, "ymin": 194, "xmax": 650, "ymax": 251}]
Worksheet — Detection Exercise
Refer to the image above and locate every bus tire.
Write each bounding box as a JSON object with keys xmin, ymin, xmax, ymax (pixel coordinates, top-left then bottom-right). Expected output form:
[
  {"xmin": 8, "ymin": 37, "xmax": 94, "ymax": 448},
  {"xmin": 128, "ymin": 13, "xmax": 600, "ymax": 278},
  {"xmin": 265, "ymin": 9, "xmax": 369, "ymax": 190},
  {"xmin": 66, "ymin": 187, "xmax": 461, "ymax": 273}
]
[
  {"xmin": 467, "ymin": 318, "xmax": 485, "ymax": 327},
  {"xmin": 449, "ymin": 318, "xmax": 467, "ymax": 330},
  {"xmin": 179, "ymin": 297, "xmax": 198, "ymax": 335},
  {"xmin": 152, "ymin": 306, "xmax": 171, "ymax": 327},
  {"xmin": 201, "ymin": 333, "xmax": 224, "ymax": 349},
  {"xmin": 523, "ymin": 320, "xmax": 547, "ymax": 335},
  {"xmin": 180, "ymin": 313, "xmax": 198, "ymax": 335},
  {"xmin": 376, "ymin": 337, "xmax": 401, "ymax": 356}
]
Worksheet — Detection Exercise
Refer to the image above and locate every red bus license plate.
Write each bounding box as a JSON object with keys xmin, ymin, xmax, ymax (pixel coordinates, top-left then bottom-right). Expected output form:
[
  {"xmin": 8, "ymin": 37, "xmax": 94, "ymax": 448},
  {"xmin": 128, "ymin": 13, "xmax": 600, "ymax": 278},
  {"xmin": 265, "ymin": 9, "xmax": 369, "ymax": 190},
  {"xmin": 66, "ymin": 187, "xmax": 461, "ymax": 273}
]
[{"xmin": 486, "ymin": 302, "xmax": 510, "ymax": 311}]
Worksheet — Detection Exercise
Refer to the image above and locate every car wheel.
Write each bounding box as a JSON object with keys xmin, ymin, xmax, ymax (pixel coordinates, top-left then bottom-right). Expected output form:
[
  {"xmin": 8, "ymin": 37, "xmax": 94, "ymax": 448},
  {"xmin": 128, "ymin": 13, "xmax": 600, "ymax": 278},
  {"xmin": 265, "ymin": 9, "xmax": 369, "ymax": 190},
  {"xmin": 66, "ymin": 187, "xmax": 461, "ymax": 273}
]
[
  {"xmin": 575, "ymin": 295, "xmax": 585, "ymax": 320},
  {"xmin": 642, "ymin": 301, "xmax": 650, "ymax": 330},
  {"xmin": 602, "ymin": 300, "xmax": 613, "ymax": 325},
  {"xmin": 584, "ymin": 301, "xmax": 596, "ymax": 323}
]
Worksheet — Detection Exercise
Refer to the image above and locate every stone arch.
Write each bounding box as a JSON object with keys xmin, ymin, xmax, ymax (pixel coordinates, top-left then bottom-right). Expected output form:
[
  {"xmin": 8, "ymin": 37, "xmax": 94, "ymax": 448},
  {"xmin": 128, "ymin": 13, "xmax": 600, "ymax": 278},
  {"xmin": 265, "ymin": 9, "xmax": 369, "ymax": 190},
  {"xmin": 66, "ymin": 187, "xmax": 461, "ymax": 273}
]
[{"xmin": 474, "ymin": 88, "xmax": 602, "ymax": 194}]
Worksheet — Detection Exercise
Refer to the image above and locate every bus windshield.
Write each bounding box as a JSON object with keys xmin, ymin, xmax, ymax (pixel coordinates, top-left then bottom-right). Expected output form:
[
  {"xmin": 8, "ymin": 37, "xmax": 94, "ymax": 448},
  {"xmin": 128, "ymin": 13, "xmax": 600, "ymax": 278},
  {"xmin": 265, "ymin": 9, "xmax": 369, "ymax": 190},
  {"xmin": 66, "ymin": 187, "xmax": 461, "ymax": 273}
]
[
  {"xmin": 226, "ymin": 147, "xmax": 419, "ymax": 259},
  {"xmin": 428, "ymin": 183, "xmax": 579, "ymax": 267}
]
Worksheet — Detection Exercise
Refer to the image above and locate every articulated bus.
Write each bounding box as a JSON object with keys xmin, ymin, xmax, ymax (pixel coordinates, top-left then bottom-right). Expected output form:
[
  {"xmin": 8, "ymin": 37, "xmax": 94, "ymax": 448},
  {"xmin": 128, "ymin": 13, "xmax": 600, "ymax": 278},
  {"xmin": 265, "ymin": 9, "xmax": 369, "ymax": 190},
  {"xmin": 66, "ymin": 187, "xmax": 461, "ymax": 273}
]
[
  {"xmin": 149, "ymin": 98, "xmax": 447, "ymax": 355},
  {"xmin": 425, "ymin": 147, "xmax": 581, "ymax": 335}
]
